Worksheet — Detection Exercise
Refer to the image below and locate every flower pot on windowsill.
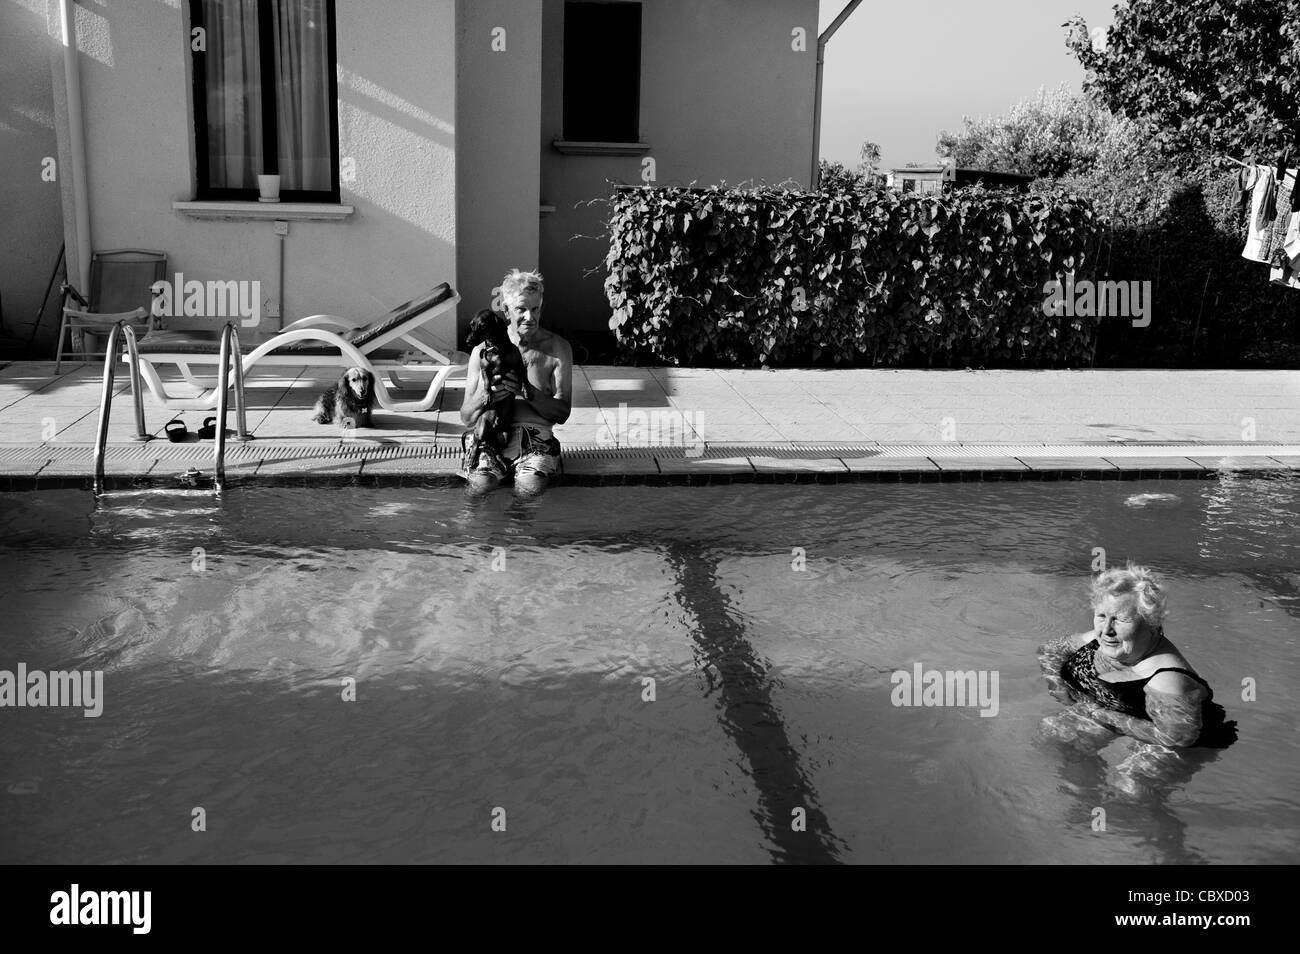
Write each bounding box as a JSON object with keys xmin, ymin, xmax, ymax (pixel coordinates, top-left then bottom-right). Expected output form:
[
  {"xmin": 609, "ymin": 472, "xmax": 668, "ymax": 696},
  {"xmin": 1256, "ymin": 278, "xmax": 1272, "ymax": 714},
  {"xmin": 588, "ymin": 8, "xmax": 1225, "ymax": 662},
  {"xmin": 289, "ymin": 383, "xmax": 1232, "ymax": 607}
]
[{"xmin": 257, "ymin": 175, "xmax": 281, "ymax": 203}]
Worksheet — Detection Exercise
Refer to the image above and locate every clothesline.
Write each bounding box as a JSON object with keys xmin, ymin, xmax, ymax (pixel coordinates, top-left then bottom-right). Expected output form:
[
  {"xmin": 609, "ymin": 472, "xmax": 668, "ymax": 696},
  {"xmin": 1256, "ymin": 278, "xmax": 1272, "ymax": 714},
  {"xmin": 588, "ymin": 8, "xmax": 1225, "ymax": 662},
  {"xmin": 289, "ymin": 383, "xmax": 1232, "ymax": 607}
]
[
  {"xmin": 1237, "ymin": 154, "xmax": 1300, "ymax": 290},
  {"xmin": 1222, "ymin": 155, "xmax": 1298, "ymax": 171}
]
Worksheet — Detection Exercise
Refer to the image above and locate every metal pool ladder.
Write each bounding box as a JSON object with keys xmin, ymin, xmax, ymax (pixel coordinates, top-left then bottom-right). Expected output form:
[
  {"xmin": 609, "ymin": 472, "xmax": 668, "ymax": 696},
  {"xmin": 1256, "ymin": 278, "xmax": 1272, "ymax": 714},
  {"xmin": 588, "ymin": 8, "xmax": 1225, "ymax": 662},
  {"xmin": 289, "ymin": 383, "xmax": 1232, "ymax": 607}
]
[{"xmin": 93, "ymin": 321, "xmax": 251, "ymax": 495}]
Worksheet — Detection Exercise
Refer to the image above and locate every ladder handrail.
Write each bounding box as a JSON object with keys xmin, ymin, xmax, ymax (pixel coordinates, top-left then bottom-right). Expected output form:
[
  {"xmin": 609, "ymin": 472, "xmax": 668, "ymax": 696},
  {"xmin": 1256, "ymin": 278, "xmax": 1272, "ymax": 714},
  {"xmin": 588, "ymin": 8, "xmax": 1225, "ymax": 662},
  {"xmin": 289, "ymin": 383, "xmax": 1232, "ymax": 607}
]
[
  {"xmin": 93, "ymin": 320, "xmax": 249, "ymax": 495},
  {"xmin": 92, "ymin": 320, "xmax": 150, "ymax": 495},
  {"xmin": 213, "ymin": 322, "xmax": 252, "ymax": 494}
]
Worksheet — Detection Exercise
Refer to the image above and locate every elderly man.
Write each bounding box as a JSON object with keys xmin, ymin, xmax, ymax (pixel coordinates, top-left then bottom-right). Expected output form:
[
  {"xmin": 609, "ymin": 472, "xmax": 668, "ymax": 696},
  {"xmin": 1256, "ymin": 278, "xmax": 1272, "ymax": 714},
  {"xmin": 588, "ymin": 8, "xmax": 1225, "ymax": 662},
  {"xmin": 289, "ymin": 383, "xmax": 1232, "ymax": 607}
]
[{"xmin": 460, "ymin": 269, "xmax": 573, "ymax": 495}]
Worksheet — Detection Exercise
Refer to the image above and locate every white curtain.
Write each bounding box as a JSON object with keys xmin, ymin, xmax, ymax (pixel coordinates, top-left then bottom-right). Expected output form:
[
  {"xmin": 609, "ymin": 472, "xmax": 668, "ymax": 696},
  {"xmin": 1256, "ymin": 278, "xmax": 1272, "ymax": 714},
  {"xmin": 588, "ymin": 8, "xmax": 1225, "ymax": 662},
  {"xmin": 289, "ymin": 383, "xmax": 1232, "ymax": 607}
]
[
  {"xmin": 203, "ymin": 0, "xmax": 263, "ymax": 189},
  {"xmin": 274, "ymin": 0, "xmax": 332, "ymax": 192}
]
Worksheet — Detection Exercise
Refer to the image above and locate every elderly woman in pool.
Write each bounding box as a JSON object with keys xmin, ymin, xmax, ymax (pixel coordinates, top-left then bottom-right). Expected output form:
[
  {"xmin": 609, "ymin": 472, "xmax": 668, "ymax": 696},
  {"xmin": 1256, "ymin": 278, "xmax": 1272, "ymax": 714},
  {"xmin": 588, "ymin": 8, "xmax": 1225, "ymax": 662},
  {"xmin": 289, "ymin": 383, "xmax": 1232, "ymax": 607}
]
[{"xmin": 1040, "ymin": 565, "xmax": 1221, "ymax": 749}]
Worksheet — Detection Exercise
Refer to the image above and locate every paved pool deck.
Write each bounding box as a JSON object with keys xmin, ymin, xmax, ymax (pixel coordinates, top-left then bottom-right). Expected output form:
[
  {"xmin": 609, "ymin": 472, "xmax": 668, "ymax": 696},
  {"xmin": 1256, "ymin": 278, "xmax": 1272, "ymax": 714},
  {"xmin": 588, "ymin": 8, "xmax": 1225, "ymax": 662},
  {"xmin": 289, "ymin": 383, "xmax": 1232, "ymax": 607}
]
[{"xmin": 0, "ymin": 361, "xmax": 1297, "ymax": 487}]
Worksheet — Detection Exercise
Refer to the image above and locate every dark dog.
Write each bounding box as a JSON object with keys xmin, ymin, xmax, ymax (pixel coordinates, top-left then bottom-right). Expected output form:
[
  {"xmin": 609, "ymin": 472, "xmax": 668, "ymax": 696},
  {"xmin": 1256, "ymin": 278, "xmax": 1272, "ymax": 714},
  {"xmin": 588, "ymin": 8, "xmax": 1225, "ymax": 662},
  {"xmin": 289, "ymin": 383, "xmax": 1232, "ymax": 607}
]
[
  {"xmin": 312, "ymin": 367, "xmax": 375, "ymax": 428},
  {"xmin": 463, "ymin": 308, "xmax": 525, "ymax": 470}
]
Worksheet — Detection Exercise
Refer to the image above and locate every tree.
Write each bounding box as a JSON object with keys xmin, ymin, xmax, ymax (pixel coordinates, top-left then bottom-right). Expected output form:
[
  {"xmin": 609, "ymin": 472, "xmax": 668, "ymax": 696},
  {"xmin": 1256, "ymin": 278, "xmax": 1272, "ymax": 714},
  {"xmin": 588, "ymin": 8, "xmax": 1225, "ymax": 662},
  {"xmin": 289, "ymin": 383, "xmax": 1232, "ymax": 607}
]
[
  {"xmin": 1066, "ymin": 0, "xmax": 1300, "ymax": 163},
  {"xmin": 857, "ymin": 141, "xmax": 882, "ymax": 180},
  {"xmin": 818, "ymin": 158, "xmax": 875, "ymax": 191},
  {"xmin": 936, "ymin": 86, "xmax": 1136, "ymax": 179},
  {"xmin": 925, "ymin": 68, "xmax": 1300, "ymax": 368}
]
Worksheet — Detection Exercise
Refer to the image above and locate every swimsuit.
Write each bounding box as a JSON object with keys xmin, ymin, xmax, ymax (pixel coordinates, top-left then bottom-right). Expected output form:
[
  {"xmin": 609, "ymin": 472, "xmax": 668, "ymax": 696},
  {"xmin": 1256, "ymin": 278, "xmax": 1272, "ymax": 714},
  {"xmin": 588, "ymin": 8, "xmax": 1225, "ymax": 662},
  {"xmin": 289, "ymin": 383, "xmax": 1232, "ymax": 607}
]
[
  {"xmin": 463, "ymin": 422, "xmax": 561, "ymax": 481},
  {"xmin": 1060, "ymin": 639, "xmax": 1230, "ymax": 745}
]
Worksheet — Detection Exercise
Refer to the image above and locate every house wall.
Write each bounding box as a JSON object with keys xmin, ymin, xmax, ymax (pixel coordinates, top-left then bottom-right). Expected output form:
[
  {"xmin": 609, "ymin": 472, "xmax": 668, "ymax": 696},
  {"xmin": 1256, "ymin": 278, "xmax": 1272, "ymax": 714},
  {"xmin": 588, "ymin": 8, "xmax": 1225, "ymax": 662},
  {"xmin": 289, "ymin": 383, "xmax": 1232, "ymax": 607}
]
[
  {"xmin": 455, "ymin": 0, "xmax": 543, "ymax": 339},
  {"xmin": 539, "ymin": 0, "xmax": 819, "ymax": 346},
  {"xmin": 0, "ymin": 0, "xmax": 65, "ymax": 354},
  {"xmin": 47, "ymin": 0, "xmax": 458, "ymax": 346},
  {"xmin": 886, "ymin": 170, "xmax": 945, "ymax": 193}
]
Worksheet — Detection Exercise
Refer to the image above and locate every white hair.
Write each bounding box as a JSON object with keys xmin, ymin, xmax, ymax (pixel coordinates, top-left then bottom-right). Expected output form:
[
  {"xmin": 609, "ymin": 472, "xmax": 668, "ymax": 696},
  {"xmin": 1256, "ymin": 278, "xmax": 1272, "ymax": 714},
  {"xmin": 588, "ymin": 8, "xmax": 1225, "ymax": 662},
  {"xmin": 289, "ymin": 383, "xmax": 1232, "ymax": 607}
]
[
  {"xmin": 1091, "ymin": 563, "xmax": 1168, "ymax": 628},
  {"xmin": 501, "ymin": 268, "xmax": 544, "ymax": 303}
]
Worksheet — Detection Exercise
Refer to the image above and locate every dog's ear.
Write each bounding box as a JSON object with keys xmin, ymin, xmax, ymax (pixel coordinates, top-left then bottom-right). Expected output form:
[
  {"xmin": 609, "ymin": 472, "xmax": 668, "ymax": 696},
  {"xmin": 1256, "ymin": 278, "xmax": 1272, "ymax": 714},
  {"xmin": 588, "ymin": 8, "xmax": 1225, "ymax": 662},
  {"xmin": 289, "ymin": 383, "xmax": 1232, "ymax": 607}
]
[
  {"xmin": 335, "ymin": 370, "xmax": 352, "ymax": 391},
  {"xmin": 467, "ymin": 309, "xmax": 498, "ymax": 347}
]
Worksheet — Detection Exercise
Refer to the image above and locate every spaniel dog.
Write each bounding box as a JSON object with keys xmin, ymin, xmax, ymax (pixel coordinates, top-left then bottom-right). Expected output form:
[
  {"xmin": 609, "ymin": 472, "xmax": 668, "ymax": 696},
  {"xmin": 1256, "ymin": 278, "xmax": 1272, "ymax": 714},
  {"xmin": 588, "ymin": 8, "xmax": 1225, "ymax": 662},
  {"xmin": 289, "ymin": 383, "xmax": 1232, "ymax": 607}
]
[
  {"xmin": 312, "ymin": 367, "xmax": 375, "ymax": 428},
  {"xmin": 463, "ymin": 308, "xmax": 525, "ymax": 470}
]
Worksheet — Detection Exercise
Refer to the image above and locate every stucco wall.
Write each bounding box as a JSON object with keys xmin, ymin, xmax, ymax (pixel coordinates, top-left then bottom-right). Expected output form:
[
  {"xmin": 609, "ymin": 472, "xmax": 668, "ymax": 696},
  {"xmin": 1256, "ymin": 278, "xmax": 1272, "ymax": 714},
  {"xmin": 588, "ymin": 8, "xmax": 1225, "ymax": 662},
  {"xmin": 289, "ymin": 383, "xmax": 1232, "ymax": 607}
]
[
  {"xmin": 539, "ymin": 0, "xmax": 819, "ymax": 344},
  {"xmin": 455, "ymin": 0, "xmax": 542, "ymax": 341},
  {"xmin": 0, "ymin": 0, "xmax": 65, "ymax": 355},
  {"xmin": 48, "ymin": 0, "xmax": 457, "ymax": 346}
]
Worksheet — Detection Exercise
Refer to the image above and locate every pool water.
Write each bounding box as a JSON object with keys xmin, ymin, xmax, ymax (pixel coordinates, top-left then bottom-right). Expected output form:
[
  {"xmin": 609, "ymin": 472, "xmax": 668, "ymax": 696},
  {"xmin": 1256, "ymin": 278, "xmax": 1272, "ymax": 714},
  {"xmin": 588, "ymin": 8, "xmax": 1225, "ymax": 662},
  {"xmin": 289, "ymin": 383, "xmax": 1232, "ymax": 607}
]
[{"xmin": 1, "ymin": 479, "xmax": 1298, "ymax": 864}]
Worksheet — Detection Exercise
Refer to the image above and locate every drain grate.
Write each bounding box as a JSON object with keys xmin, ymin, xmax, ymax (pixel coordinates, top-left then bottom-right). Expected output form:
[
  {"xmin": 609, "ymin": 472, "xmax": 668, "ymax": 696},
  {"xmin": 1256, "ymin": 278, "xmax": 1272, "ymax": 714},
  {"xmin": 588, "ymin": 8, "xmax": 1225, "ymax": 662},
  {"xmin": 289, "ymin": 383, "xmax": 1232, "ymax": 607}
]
[
  {"xmin": 2, "ymin": 439, "xmax": 1298, "ymax": 486},
  {"xmin": 0, "ymin": 446, "xmax": 52, "ymax": 463},
  {"xmin": 564, "ymin": 444, "xmax": 682, "ymax": 459},
  {"xmin": 698, "ymin": 443, "xmax": 875, "ymax": 459},
  {"xmin": 874, "ymin": 442, "xmax": 1298, "ymax": 458},
  {"xmin": 2, "ymin": 440, "xmax": 463, "ymax": 461},
  {"xmin": 344, "ymin": 442, "xmax": 461, "ymax": 460}
]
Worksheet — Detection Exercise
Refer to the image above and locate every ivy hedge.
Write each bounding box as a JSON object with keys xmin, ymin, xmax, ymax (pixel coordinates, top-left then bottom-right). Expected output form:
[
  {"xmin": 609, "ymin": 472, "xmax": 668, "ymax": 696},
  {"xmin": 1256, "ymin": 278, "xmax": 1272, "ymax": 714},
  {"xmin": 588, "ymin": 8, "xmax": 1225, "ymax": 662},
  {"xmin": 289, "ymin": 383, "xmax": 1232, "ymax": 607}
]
[{"xmin": 604, "ymin": 184, "xmax": 1103, "ymax": 367}]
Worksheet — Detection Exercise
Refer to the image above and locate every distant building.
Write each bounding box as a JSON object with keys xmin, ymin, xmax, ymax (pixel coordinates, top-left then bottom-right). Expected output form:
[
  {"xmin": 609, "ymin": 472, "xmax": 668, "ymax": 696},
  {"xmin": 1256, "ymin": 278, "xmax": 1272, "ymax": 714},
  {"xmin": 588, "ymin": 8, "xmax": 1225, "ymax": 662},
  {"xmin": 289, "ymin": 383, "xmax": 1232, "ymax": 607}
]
[
  {"xmin": 886, "ymin": 164, "xmax": 951, "ymax": 195},
  {"xmin": 887, "ymin": 162, "xmax": 1032, "ymax": 194}
]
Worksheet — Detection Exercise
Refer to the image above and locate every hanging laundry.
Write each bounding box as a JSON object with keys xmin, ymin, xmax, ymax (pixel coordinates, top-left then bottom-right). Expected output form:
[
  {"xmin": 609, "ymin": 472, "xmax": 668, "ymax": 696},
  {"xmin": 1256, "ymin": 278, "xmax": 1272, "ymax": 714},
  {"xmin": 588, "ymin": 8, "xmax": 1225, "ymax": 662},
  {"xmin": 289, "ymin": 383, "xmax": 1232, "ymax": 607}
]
[
  {"xmin": 1285, "ymin": 211, "xmax": 1300, "ymax": 263},
  {"xmin": 1232, "ymin": 164, "xmax": 1259, "ymax": 219},
  {"xmin": 1259, "ymin": 168, "xmax": 1297, "ymax": 264},
  {"xmin": 1269, "ymin": 211, "xmax": 1300, "ymax": 290},
  {"xmin": 1242, "ymin": 165, "xmax": 1278, "ymax": 262}
]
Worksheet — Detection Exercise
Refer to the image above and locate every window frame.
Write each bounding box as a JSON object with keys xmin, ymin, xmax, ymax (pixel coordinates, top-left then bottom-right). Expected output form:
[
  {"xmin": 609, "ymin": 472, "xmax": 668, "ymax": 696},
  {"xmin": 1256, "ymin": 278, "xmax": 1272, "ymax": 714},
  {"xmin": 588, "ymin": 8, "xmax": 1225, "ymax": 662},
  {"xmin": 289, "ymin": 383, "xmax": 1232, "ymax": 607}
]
[{"xmin": 188, "ymin": 0, "xmax": 341, "ymax": 203}]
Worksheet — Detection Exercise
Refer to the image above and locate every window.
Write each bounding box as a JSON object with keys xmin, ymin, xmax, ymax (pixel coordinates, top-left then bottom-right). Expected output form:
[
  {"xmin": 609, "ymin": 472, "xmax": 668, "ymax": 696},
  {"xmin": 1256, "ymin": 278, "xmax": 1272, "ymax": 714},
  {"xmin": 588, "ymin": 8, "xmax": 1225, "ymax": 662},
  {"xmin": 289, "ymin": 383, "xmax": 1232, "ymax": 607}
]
[
  {"xmin": 563, "ymin": 1, "xmax": 641, "ymax": 143},
  {"xmin": 189, "ymin": 0, "xmax": 339, "ymax": 201},
  {"xmin": 901, "ymin": 178, "xmax": 916, "ymax": 192}
]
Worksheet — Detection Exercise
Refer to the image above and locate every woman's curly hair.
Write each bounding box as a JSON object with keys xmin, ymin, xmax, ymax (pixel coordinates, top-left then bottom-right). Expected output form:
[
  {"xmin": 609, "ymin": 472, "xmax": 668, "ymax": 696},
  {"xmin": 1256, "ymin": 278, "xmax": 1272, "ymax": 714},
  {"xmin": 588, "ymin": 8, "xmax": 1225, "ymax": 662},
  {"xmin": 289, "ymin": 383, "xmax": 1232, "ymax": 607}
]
[{"xmin": 1091, "ymin": 562, "xmax": 1168, "ymax": 628}]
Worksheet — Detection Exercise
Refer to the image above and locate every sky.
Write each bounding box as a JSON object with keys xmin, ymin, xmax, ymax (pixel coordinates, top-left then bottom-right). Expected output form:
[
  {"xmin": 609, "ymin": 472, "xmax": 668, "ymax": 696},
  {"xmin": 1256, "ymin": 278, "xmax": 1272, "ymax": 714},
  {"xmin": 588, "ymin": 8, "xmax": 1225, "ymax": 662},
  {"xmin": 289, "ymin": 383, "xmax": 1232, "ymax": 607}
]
[{"xmin": 817, "ymin": 0, "xmax": 1120, "ymax": 170}]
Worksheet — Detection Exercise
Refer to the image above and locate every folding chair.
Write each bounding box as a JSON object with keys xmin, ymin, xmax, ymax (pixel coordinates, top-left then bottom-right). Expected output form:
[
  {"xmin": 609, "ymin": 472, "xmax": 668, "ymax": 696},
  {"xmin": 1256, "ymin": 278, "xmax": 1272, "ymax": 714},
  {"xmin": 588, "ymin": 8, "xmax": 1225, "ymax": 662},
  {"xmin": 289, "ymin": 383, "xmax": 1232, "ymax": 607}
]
[{"xmin": 55, "ymin": 249, "xmax": 167, "ymax": 372}]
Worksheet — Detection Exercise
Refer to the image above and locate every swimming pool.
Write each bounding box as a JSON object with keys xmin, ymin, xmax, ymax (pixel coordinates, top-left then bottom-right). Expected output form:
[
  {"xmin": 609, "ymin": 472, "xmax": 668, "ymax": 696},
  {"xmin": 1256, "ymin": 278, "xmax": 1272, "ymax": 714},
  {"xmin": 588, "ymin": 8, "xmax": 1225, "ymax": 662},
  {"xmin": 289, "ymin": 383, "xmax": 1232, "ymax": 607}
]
[{"xmin": 1, "ymin": 478, "xmax": 1297, "ymax": 864}]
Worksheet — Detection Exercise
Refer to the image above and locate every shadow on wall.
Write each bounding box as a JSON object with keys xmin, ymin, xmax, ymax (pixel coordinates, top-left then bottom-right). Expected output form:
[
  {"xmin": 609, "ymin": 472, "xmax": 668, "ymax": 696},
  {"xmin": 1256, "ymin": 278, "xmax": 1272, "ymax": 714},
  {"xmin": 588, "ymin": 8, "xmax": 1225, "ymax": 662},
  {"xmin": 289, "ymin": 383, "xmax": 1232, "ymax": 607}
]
[
  {"xmin": 0, "ymin": 0, "xmax": 66, "ymax": 356},
  {"xmin": 263, "ymin": 34, "xmax": 458, "ymax": 347}
]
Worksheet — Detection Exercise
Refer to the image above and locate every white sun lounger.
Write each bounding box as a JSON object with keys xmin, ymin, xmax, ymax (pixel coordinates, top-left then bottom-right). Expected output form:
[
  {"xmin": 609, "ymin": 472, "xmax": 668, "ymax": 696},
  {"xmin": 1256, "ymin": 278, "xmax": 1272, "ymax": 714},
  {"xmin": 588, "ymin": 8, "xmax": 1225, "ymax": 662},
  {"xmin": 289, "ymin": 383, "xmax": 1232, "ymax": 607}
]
[{"xmin": 129, "ymin": 283, "xmax": 467, "ymax": 412}]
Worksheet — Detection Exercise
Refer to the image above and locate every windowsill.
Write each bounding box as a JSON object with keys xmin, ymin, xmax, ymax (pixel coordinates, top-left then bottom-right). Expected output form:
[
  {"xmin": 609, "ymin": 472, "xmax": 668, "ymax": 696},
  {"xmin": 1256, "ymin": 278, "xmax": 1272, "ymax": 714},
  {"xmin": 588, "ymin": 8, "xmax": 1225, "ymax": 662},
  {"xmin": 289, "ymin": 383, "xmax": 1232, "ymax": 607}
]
[
  {"xmin": 172, "ymin": 200, "xmax": 355, "ymax": 221},
  {"xmin": 551, "ymin": 140, "xmax": 651, "ymax": 156}
]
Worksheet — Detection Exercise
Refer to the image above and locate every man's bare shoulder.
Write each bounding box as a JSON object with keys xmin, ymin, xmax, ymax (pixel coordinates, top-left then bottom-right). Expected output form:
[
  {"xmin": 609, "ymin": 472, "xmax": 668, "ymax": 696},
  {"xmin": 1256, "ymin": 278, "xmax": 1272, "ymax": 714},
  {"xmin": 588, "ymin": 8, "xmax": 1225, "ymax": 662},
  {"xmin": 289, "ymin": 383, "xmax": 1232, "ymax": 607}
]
[{"xmin": 529, "ymin": 330, "xmax": 573, "ymax": 362}]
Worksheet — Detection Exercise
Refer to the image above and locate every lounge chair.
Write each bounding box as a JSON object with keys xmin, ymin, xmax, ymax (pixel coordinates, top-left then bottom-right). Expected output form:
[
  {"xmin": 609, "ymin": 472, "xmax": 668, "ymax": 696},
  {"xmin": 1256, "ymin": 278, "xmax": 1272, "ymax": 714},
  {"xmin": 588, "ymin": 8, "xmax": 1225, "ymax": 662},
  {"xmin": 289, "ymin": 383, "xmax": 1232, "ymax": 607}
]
[
  {"xmin": 55, "ymin": 249, "xmax": 168, "ymax": 372},
  {"xmin": 130, "ymin": 283, "xmax": 467, "ymax": 412}
]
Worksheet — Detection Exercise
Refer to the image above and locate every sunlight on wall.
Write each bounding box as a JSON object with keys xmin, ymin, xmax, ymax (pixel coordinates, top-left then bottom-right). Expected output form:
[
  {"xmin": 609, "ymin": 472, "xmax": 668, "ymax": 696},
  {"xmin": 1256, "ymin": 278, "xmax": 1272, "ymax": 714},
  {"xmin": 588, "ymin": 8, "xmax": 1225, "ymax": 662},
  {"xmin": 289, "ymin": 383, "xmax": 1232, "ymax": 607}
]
[
  {"xmin": 340, "ymin": 105, "xmax": 455, "ymax": 244},
  {"xmin": 13, "ymin": 104, "xmax": 54, "ymax": 128},
  {"xmin": 337, "ymin": 67, "xmax": 455, "ymax": 244},
  {"xmin": 337, "ymin": 67, "xmax": 455, "ymax": 138},
  {"xmin": 72, "ymin": 2, "xmax": 114, "ymax": 67}
]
